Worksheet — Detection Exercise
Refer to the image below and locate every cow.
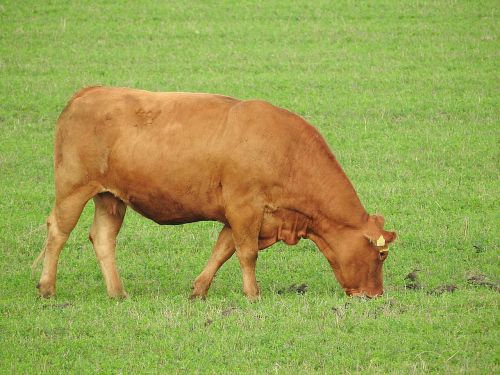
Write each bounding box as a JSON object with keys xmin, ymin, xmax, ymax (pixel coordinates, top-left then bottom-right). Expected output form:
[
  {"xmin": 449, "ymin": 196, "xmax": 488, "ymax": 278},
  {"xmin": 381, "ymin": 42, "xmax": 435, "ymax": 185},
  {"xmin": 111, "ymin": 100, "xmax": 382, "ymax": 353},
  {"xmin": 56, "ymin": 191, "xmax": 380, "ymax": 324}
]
[{"xmin": 33, "ymin": 86, "xmax": 396, "ymax": 300}]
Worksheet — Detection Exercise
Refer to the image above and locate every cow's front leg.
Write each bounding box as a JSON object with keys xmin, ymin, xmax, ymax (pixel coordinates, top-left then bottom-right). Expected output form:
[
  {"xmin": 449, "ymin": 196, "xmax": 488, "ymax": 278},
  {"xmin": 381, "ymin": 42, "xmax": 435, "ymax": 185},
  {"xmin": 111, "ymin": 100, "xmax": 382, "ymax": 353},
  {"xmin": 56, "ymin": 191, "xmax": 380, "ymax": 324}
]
[
  {"xmin": 227, "ymin": 206, "xmax": 262, "ymax": 301},
  {"xmin": 191, "ymin": 225, "xmax": 235, "ymax": 299},
  {"xmin": 236, "ymin": 246, "xmax": 259, "ymax": 300}
]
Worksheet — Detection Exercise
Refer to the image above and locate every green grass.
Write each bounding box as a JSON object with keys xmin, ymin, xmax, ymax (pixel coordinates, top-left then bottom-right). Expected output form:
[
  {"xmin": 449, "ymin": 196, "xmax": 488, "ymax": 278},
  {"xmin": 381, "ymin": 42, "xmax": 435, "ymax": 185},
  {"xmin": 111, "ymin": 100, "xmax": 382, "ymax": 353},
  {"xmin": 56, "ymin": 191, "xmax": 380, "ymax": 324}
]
[{"xmin": 1, "ymin": 0, "xmax": 498, "ymax": 373}]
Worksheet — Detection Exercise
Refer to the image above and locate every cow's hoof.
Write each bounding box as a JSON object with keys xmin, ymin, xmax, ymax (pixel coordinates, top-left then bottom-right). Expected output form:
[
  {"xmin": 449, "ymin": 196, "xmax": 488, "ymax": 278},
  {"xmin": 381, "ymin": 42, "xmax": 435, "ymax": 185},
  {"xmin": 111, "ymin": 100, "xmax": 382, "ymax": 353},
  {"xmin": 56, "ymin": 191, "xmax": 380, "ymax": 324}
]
[
  {"xmin": 192, "ymin": 277, "xmax": 210, "ymax": 297},
  {"xmin": 191, "ymin": 285, "xmax": 209, "ymax": 299},
  {"xmin": 244, "ymin": 285, "xmax": 261, "ymax": 302},
  {"xmin": 36, "ymin": 282, "xmax": 55, "ymax": 298},
  {"xmin": 189, "ymin": 293, "xmax": 207, "ymax": 301},
  {"xmin": 246, "ymin": 294, "xmax": 261, "ymax": 303},
  {"xmin": 108, "ymin": 290, "xmax": 128, "ymax": 300}
]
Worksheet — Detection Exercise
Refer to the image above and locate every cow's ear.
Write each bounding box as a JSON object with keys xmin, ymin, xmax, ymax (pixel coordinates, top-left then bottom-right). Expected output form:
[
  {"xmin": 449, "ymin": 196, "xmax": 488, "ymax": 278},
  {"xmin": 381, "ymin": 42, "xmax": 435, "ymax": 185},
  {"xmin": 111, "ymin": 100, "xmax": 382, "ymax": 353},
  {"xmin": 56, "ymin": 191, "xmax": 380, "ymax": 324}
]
[
  {"xmin": 364, "ymin": 230, "xmax": 396, "ymax": 247},
  {"xmin": 364, "ymin": 215, "xmax": 396, "ymax": 246},
  {"xmin": 382, "ymin": 230, "xmax": 397, "ymax": 245}
]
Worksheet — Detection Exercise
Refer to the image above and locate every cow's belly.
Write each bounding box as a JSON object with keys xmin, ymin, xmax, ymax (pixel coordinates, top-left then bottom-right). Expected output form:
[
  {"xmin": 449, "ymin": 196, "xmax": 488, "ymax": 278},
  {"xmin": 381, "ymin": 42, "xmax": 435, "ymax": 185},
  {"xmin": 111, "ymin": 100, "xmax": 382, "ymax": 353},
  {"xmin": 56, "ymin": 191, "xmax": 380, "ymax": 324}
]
[
  {"xmin": 104, "ymin": 165, "xmax": 226, "ymax": 225},
  {"xmin": 128, "ymin": 194, "xmax": 215, "ymax": 225},
  {"xmin": 97, "ymin": 126, "xmax": 228, "ymax": 224},
  {"xmin": 111, "ymin": 184, "xmax": 226, "ymax": 225}
]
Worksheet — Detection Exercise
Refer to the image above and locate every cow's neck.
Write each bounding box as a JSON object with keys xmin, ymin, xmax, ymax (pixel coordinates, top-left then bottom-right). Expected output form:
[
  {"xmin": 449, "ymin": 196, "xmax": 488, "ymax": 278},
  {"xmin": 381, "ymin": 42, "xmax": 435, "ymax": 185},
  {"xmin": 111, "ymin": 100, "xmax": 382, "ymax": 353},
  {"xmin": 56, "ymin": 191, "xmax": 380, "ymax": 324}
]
[{"xmin": 285, "ymin": 135, "xmax": 368, "ymax": 237}]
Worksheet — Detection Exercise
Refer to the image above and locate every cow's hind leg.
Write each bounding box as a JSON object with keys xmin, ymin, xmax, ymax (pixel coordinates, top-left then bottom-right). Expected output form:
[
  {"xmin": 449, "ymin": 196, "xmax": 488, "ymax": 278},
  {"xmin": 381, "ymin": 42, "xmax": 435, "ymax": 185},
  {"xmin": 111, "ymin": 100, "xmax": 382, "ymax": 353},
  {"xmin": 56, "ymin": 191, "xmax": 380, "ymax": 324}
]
[
  {"xmin": 89, "ymin": 193, "xmax": 127, "ymax": 298},
  {"xmin": 36, "ymin": 185, "xmax": 98, "ymax": 298},
  {"xmin": 191, "ymin": 225, "xmax": 235, "ymax": 299}
]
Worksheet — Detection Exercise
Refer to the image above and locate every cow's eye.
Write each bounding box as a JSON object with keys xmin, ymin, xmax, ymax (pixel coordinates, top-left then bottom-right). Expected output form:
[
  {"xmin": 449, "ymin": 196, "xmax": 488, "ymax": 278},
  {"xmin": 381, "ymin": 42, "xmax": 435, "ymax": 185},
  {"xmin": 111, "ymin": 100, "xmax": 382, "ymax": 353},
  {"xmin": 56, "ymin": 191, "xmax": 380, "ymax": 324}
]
[{"xmin": 379, "ymin": 251, "xmax": 388, "ymax": 260}]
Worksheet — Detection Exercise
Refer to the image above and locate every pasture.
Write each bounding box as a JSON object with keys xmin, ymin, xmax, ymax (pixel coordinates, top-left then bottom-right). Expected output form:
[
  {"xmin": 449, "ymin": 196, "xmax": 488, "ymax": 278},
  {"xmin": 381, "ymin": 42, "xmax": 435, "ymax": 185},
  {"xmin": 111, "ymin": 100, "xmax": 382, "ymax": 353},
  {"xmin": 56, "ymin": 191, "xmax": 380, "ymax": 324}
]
[{"xmin": 0, "ymin": 1, "xmax": 498, "ymax": 373}]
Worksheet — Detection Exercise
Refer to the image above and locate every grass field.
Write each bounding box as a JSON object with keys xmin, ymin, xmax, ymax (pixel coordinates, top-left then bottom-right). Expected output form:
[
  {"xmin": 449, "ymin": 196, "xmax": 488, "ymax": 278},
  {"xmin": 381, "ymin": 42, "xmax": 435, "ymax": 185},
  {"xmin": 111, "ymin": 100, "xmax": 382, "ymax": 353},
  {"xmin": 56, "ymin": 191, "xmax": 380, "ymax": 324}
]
[{"xmin": 1, "ymin": 1, "xmax": 498, "ymax": 373}]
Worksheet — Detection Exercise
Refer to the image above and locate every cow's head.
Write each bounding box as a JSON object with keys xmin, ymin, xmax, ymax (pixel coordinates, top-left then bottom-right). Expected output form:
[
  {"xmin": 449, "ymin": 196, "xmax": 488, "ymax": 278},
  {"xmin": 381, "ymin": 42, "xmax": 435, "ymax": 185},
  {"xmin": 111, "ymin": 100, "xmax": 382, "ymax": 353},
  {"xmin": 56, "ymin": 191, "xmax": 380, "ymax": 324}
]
[{"xmin": 310, "ymin": 214, "xmax": 396, "ymax": 297}]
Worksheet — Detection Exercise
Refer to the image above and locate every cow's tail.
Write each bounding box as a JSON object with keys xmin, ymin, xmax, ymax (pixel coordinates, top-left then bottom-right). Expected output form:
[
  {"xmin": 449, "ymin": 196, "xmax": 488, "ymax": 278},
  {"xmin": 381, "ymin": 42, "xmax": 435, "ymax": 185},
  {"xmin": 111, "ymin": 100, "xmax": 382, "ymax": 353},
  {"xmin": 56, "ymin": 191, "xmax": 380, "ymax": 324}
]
[{"xmin": 31, "ymin": 239, "xmax": 47, "ymax": 271}]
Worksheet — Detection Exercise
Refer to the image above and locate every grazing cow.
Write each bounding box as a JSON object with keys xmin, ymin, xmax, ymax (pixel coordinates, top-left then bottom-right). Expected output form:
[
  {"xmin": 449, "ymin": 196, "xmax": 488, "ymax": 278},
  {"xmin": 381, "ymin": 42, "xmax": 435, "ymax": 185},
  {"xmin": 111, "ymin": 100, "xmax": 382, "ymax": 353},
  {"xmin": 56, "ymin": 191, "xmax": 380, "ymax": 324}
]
[{"xmin": 33, "ymin": 86, "xmax": 396, "ymax": 300}]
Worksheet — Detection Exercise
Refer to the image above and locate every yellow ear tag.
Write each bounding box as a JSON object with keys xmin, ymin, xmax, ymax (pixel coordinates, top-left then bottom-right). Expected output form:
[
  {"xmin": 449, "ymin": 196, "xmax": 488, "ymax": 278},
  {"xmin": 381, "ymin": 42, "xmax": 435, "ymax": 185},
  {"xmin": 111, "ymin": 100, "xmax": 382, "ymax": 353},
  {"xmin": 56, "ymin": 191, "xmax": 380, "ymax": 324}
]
[{"xmin": 376, "ymin": 235, "xmax": 385, "ymax": 247}]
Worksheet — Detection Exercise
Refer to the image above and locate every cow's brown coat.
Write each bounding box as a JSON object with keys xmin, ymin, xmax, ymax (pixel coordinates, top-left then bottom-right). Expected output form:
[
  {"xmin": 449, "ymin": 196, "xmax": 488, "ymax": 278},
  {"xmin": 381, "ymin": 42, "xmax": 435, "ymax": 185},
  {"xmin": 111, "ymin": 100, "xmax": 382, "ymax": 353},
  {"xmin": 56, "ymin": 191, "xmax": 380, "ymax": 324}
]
[{"xmin": 34, "ymin": 87, "xmax": 396, "ymax": 299}]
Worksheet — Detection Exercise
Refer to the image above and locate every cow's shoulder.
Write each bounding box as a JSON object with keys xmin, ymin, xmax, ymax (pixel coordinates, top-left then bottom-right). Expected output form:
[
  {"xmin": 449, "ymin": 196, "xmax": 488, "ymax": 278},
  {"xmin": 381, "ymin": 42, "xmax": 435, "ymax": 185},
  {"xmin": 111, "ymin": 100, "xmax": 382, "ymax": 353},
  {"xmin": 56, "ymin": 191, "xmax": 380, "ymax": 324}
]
[{"xmin": 233, "ymin": 99, "xmax": 319, "ymax": 139}]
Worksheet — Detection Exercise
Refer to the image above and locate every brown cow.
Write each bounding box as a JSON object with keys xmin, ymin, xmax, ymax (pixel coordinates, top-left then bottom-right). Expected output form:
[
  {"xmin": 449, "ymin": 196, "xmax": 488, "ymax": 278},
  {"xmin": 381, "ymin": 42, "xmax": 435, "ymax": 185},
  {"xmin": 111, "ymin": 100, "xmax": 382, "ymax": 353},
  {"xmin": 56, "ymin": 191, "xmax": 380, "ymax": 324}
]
[{"xmin": 33, "ymin": 86, "xmax": 396, "ymax": 300}]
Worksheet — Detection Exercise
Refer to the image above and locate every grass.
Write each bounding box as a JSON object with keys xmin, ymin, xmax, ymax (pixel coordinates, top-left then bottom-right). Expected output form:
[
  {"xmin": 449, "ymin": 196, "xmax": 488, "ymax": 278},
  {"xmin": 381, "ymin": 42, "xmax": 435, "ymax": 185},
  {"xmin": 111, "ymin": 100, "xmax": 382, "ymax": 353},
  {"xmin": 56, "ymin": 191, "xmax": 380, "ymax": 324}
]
[{"xmin": 0, "ymin": 0, "xmax": 498, "ymax": 373}]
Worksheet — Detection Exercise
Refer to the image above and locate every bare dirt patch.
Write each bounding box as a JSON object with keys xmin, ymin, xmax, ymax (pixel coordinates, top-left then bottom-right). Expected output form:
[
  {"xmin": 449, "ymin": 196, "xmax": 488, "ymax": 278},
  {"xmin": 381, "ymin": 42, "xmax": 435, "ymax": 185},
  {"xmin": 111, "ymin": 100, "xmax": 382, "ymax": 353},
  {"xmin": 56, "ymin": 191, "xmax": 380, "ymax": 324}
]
[
  {"xmin": 467, "ymin": 274, "xmax": 500, "ymax": 292},
  {"xmin": 42, "ymin": 302, "xmax": 73, "ymax": 309},
  {"xmin": 277, "ymin": 283, "xmax": 308, "ymax": 295},
  {"xmin": 204, "ymin": 319, "xmax": 213, "ymax": 327},
  {"xmin": 221, "ymin": 307, "xmax": 237, "ymax": 316},
  {"xmin": 428, "ymin": 284, "xmax": 458, "ymax": 295},
  {"xmin": 472, "ymin": 244, "xmax": 485, "ymax": 253},
  {"xmin": 404, "ymin": 269, "xmax": 422, "ymax": 290},
  {"xmin": 332, "ymin": 302, "xmax": 350, "ymax": 318}
]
